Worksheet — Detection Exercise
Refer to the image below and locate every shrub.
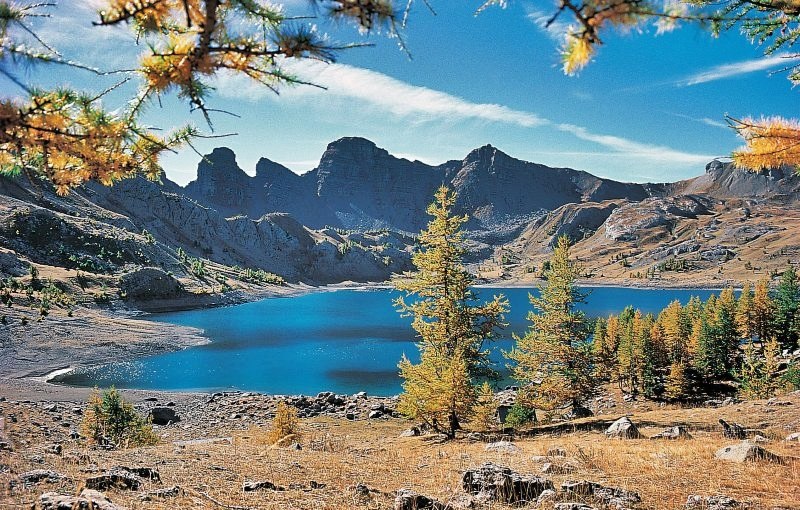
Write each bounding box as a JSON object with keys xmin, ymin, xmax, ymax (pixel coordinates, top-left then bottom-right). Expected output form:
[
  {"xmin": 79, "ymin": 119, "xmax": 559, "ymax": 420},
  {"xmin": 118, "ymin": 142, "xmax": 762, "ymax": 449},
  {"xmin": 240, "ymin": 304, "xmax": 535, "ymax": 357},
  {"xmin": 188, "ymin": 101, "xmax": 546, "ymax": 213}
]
[
  {"xmin": 266, "ymin": 401, "xmax": 302, "ymax": 445},
  {"xmin": 81, "ymin": 388, "xmax": 158, "ymax": 448},
  {"xmin": 471, "ymin": 382, "xmax": 498, "ymax": 432},
  {"xmin": 504, "ymin": 401, "xmax": 537, "ymax": 429}
]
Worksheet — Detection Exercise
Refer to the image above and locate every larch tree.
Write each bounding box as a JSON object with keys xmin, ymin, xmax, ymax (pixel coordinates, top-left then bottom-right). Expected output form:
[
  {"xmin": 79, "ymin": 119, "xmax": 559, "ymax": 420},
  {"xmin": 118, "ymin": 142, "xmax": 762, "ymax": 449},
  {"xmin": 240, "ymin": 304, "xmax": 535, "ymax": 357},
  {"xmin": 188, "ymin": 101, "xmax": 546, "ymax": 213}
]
[
  {"xmin": 395, "ymin": 186, "xmax": 508, "ymax": 439},
  {"xmin": 658, "ymin": 299, "xmax": 690, "ymax": 363},
  {"xmin": 736, "ymin": 282, "xmax": 754, "ymax": 340},
  {"xmin": 507, "ymin": 235, "xmax": 595, "ymax": 413},
  {"xmin": 753, "ymin": 278, "xmax": 774, "ymax": 342}
]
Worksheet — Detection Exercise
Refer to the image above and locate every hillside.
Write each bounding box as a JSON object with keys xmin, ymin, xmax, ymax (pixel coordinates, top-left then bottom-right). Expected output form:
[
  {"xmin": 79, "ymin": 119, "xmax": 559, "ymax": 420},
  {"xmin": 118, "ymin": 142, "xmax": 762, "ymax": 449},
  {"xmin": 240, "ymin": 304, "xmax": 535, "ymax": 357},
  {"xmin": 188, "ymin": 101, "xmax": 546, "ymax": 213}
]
[{"xmin": 500, "ymin": 160, "xmax": 800, "ymax": 287}]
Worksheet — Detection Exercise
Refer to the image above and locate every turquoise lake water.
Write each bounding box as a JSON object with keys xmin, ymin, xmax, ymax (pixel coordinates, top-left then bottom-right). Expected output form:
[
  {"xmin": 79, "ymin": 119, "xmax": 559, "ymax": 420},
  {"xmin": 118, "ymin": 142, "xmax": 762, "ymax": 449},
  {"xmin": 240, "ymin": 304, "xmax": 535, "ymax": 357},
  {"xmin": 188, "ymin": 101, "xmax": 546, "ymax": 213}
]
[{"xmin": 55, "ymin": 287, "xmax": 721, "ymax": 395}]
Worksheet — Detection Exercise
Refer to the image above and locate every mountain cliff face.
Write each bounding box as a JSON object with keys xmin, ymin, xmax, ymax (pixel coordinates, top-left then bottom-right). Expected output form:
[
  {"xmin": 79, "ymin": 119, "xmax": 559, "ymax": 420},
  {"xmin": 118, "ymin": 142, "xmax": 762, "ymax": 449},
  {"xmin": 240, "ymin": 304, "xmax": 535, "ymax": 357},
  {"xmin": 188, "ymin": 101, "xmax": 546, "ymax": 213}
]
[{"xmin": 184, "ymin": 138, "xmax": 665, "ymax": 238}]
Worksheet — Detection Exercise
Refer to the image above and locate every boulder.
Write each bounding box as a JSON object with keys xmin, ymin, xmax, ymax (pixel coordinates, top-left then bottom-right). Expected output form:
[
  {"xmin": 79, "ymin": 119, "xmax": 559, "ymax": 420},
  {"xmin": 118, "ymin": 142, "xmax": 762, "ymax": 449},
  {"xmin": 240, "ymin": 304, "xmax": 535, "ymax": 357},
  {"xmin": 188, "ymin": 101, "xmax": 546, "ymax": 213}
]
[
  {"xmin": 34, "ymin": 489, "xmax": 124, "ymax": 510},
  {"xmin": 718, "ymin": 419, "xmax": 746, "ymax": 440},
  {"xmin": 562, "ymin": 480, "xmax": 641, "ymax": 508},
  {"xmin": 139, "ymin": 486, "xmax": 182, "ymax": 501},
  {"xmin": 554, "ymin": 504, "xmax": 597, "ymax": 510},
  {"xmin": 685, "ymin": 495, "xmax": 741, "ymax": 510},
  {"xmin": 785, "ymin": 432, "xmax": 800, "ymax": 442},
  {"xmin": 650, "ymin": 426, "xmax": 693, "ymax": 440},
  {"xmin": 461, "ymin": 462, "xmax": 554, "ymax": 504},
  {"xmin": 605, "ymin": 417, "xmax": 643, "ymax": 439},
  {"xmin": 393, "ymin": 488, "xmax": 446, "ymax": 510},
  {"xmin": 714, "ymin": 441, "xmax": 783, "ymax": 463},
  {"xmin": 84, "ymin": 468, "xmax": 143, "ymax": 491},
  {"xmin": 399, "ymin": 427, "xmax": 420, "ymax": 438},
  {"xmin": 243, "ymin": 480, "xmax": 285, "ymax": 492},
  {"xmin": 484, "ymin": 441, "xmax": 521, "ymax": 454},
  {"xmin": 18, "ymin": 470, "xmax": 65, "ymax": 487},
  {"xmin": 149, "ymin": 407, "xmax": 179, "ymax": 425}
]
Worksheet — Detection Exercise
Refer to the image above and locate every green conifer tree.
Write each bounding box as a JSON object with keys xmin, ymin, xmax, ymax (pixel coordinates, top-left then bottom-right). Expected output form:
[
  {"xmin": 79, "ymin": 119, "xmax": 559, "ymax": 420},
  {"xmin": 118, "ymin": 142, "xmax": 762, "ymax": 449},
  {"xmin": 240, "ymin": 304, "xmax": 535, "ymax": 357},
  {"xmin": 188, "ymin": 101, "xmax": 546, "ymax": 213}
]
[
  {"xmin": 507, "ymin": 236, "xmax": 595, "ymax": 412},
  {"xmin": 772, "ymin": 266, "xmax": 800, "ymax": 350},
  {"xmin": 395, "ymin": 186, "xmax": 508, "ymax": 439}
]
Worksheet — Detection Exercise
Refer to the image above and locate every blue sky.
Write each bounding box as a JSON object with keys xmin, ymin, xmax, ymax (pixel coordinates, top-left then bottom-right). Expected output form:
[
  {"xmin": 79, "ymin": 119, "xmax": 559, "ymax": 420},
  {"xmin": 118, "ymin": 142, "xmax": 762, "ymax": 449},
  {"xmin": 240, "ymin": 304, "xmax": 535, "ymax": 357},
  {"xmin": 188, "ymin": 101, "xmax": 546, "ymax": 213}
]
[{"xmin": 5, "ymin": 1, "xmax": 798, "ymax": 185}]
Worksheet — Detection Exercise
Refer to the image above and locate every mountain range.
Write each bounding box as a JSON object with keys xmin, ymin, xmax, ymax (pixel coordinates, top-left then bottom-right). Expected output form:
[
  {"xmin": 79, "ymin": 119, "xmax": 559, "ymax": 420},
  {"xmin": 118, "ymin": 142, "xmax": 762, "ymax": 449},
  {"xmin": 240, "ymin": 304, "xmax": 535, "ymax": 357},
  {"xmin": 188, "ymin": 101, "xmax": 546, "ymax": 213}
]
[{"xmin": 1, "ymin": 137, "xmax": 799, "ymax": 296}]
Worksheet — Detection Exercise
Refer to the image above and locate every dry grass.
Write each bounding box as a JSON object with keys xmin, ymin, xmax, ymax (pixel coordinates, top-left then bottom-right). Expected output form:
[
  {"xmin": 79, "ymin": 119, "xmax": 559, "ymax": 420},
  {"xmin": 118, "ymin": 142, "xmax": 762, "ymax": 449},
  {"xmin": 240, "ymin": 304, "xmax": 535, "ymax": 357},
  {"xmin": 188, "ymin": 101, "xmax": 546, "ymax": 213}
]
[{"xmin": 2, "ymin": 394, "xmax": 800, "ymax": 510}]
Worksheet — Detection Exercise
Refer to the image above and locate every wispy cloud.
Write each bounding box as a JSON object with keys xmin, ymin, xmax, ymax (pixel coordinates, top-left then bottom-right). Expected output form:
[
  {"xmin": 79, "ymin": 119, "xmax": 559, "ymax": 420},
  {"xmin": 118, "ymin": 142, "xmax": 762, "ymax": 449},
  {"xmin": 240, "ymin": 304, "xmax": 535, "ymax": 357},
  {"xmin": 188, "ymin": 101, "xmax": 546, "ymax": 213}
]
[
  {"xmin": 214, "ymin": 61, "xmax": 716, "ymax": 166},
  {"xmin": 667, "ymin": 112, "xmax": 729, "ymax": 130},
  {"xmin": 556, "ymin": 123, "xmax": 717, "ymax": 164},
  {"xmin": 217, "ymin": 60, "xmax": 547, "ymax": 127},
  {"xmin": 678, "ymin": 53, "xmax": 800, "ymax": 86}
]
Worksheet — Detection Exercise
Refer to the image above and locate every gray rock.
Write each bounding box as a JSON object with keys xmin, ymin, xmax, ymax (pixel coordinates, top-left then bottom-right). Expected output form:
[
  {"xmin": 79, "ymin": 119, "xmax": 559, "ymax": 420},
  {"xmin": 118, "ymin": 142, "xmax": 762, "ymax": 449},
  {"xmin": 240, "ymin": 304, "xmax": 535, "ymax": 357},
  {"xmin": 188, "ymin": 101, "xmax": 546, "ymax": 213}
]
[
  {"xmin": 85, "ymin": 468, "xmax": 143, "ymax": 491},
  {"xmin": 714, "ymin": 441, "xmax": 783, "ymax": 463},
  {"xmin": 685, "ymin": 494, "xmax": 741, "ymax": 510},
  {"xmin": 484, "ymin": 441, "xmax": 521, "ymax": 454},
  {"xmin": 139, "ymin": 486, "xmax": 182, "ymax": 501},
  {"xmin": 400, "ymin": 427, "xmax": 420, "ymax": 437},
  {"xmin": 34, "ymin": 489, "xmax": 123, "ymax": 510},
  {"xmin": 368, "ymin": 410, "xmax": 383, "ymax": 419},
  {"xmin": 243, "ymin": 480, "xmax": 285, "ymax": 492},
  {"xmin": 605, "ymin": 417, "xmax": 643, "ymax": 439},
  {"xmin": 536, "ymin": 489, "xmax": 557, "ymax": 506},
  {"xmin": 554, "ymin": 504, "xmax": 597, "ymax": 510},
  {"xmin": 650, "ymin": 425, "xmax": 693, "ymax": 440},
  {"xmin": 18, "ymin": 469, "xmax": 65, "ymax": 487},
  {"xmin": 718, "ymin": 419, "xmax": 746, "ymax": 440},
  {"xmin": 393, "ymin": 488, "xmax": 445, "ymax": 510},
  {"xmin": 785, "ymin": 432, "xmax": 800, "ymax": 442},
  {"xmin": 149, "ymin": 407, "xmax": 179, "ymax": 425},
  {"xmin": 461, "ymin": 462, "xmax": 554, "ymax": 504}
]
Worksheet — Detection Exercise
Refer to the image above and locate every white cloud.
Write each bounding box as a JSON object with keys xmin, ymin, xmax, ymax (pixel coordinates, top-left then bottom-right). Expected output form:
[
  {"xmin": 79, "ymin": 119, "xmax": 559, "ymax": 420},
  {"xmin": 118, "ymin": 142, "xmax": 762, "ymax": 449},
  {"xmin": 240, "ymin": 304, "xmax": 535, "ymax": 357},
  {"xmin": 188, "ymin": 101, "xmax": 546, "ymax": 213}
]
[
  {"xmin": 216, "ymin": 60, "xmax": 547, "ymax": 127},
  {"xmin": 556, "ymin": 123, "xmax": 717, "ymax": 164},
  {"xmin": 214, "ymin": 61, "xmax": 716, "ymax": 166},
  {"xmin": 679, "ymin": 53, "xmax": 800, "ymax": 86}
]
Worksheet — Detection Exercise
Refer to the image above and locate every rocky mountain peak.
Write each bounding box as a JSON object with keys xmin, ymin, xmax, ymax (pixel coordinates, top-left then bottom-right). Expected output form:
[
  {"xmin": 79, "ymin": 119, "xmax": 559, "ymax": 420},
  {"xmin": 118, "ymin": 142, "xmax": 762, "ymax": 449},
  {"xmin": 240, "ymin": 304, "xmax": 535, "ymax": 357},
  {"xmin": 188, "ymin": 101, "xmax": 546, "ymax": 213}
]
[{"xmin": 255, "ymin": 157, "xmax": 295, "ymax": 180}]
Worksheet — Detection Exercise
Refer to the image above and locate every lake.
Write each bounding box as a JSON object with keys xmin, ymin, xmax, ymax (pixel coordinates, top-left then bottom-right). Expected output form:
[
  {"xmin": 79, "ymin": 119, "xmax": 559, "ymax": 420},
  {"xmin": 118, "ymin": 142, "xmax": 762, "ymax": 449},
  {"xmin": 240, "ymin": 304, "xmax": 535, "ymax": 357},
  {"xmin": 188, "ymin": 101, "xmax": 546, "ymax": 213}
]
[{"xmin": 55, "ymin": 286, "xmax": 722, "ymax": 395}]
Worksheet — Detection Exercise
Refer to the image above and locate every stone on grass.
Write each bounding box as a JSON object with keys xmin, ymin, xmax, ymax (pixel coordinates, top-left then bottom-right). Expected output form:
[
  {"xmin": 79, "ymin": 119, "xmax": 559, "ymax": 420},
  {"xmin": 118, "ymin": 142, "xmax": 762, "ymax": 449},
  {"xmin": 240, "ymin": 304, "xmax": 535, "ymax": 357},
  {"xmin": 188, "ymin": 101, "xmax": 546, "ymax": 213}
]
[
  {"xmin": 149, "ymin": 407, "xmax": 179, "ymax": 426},
  {"xmin": 714, "ymin": 441, "xmax": 783, "ymax": 463},
  {"xmin": 554, "ymin": 504, "xmax": 597, "ymax": 510},
  {"xmin": 34, "ymin": 489, "xmax": 123, "ymax": 510},
  {"xmin": 462, "ymin": 462, "xmax": 554, "ymax": 504},
  {"xmin": 547, "ymin": 446, "xmax": 568, "ymax": 457},
  {"xmin": 84, "ymin": 468, "xmax": 143, "ymax": 491},
  {"xmin": 718, "ymin": 419, "xmax": 746, "ymax": 440},
  {"xmin": 605, "ymin": 417, "xmax": 643, "ymax": 439},
  {"xmin": 650, "ymin": 426, "xmax": 692, "ymax": 440},
  {"xmin": 139, "ymin": 486, "xmax": 182, "ymax": 501},
  {"xmin": 243, "ymin": 480, "xmax": 285, "ymax": 492},
  {"xmin": 399, "ymin": 427, "xmax": 420, "ymax": 438},
  {"xmin": 18, "ymin": 470, "xmax": 65, "ymax": 487},
  {"xmin": 685, "ymin": 495, "xmax": 741, "ymax": 510},
  {"xmin": 484, "ymin": 441, "xmax": 521, "ymax": 454},
  {"xmin": 393, "ymin": 488, "xmax": 445, "ymax": 510},
  {"xmin": 785, "ymin": 432, "xmax": 800, "ymax": 442}
]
